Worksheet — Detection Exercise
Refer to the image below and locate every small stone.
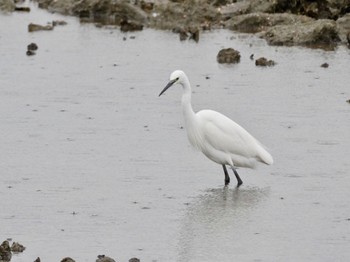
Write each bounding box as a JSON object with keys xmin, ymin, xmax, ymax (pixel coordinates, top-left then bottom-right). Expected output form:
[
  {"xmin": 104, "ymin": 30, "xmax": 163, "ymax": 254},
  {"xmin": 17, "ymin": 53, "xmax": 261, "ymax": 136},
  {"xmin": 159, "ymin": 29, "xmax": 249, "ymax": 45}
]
[
  {"xmin": 129, "ymin": 258, "xmax": 140, "ymax": 262},
  {"xmin": 14, "ymin": 6, "xmax": 30, "ymax": 12},
  {"xmin": 120, "ymin": 19, "xmax": 143, "ymax": 32},
  {"xmin": 11, "ymin": 242, "xmax": 25, "ymax": 252},
  {"xmin": 188, "ymin": 27, "xmax": 199, "ymax": 42},
  {"xmin": 96, "ymin": 255, "xmax": 116, "ymax": 262},
  {"xmin": 321, "ymin": 62, "xmax": 329, "ymax": 68},
  {"xmin": 52, "ymin": 20, "xmax": 67, "ymax": 26},
  {"xmin": 255, "ymin": 57, "xmax": 276, "ymax": 66},
  {"xmin": 34, "ymin": 257, "xmax": 41, "ymax": 262},
  {"xmin": 27, "ymin": 43, "xmax": 38, "ymax": 51},
  {"xmin": 217, "ymin": 48, "xmax": 241, "ymax": 64},
  {"xmin": 26, "ymin": 50, "xmax": 36, "ymax": 56},
  {"xmin": 28, "ymin": 23, "xmax": 54, "ymax": 32},
  {"xmin": 0, "ymin": 241, "xmax": 12, "ymax": 262},
  {"xmin": 61, "ymin": 257, "xmax": 75, "ymax": 262}
]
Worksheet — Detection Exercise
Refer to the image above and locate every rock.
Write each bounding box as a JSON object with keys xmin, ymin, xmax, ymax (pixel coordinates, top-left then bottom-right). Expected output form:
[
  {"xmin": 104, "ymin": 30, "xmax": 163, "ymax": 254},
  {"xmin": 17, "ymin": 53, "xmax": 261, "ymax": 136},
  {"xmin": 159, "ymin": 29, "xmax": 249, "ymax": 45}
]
[
  {"xmin": 11, "ymin": 242, "xmax": 26, "ymax": 252},
  {"xmin": 0, "ymin": 241, "xmax": 12, "ymax": 262},
  {"xmin": 28, "ymin": 23, "xmax": 54, "ymax": 32},
  {"xmin": 71, "ymin": 0, "xmax": 148, "ymax": 26},
  {"xmin": 255, "ymin": 57, "xmax": 276, "ymax": 66},
  {"xmin": 220, "ymin": 0, "xmax": 276, "ymax": 19},
  {"xmin": 140, "ymin": 1, "xmax": 153, "ymax": 12},
  {"xmin": 14, "ymin": 6, "xmax": 30, "ymax": 12},
  {"xmin": 27, "ymin": 43, "xmax": 38, "ymax": 51},
  {"xmin": 61, "ymin": 257, "xmax": 75, "ymax": 262},
  {"xmin": 225, "ymin": 12, "xmax": 313, "ymax": 33},
  {"xmin": 52, "ymin": 20, "xmax": 68, "ymax": 26},
  {"xmin": 346, "ymin": 99, "xmax": 350, "ymax": 104},
  {"xmin": 96, "ymin": 254, "xmax": 116, "ymax": 262},
  {"xmin": 0, "ymin": 0, "xmax": 15, "ymax": 12},
  {"xmin": 120, "ymin": 19, "xmax": 143, "ymax": 32},
  {"xmin": 26, "ymin": 50, "xmax": 35, "ymax": 56},
  {"xmin": 188, "ymin": 26, "xmax": 200, "ymax": 42},
  {"xmin": 336, "ymin": 13, "xmax": 350, "ymax": 44},
  {"xmin": 217, "ymin": 48, "xmax": 240, "ymax": 64},
  {"xmin": 129, "ymin": 258, "xmax": 140, "ymax": 262},
  {"xmin": 263, "ymin": 19, "xmax": 340, "ymax": 49},
  {"xmin": 321, "ymin": 62, "xmax": 329, "ymax": 68},
  {"xmin": 34, "ymin": 257, "xmax": 41, "ymax": 262},
  {"xmin": 173, "ymin": 26, "xmax": 199, "ymax": 42}
]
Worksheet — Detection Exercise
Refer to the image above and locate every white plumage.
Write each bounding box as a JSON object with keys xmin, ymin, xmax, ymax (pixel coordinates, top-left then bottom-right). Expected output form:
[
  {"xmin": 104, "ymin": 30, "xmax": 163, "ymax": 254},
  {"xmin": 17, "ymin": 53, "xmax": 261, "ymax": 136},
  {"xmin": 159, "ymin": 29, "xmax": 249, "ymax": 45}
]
[{"xmin": 159, "ymin": 70, "xmax": 273, "ymax": 186}]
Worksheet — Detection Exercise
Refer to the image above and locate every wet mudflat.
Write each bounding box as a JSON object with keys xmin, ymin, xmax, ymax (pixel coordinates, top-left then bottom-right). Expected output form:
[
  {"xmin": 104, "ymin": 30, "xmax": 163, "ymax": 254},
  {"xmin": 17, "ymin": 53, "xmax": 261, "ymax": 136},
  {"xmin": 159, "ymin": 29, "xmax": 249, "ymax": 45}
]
[{"xmin": 1, "ymin": 3, "xmax": 350, "ymax": 262}]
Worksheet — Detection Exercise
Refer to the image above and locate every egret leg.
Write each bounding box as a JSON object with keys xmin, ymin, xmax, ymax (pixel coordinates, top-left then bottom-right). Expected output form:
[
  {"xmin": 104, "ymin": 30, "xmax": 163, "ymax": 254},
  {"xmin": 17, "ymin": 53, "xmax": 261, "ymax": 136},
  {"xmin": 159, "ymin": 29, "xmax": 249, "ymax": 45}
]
[
  {"xmin": 222, "ymin": 165, "xmax": 230, "ymax": 185},
  {"xmin": 232, "ymin": 167, "xmax": 243, "ymax": 187}
]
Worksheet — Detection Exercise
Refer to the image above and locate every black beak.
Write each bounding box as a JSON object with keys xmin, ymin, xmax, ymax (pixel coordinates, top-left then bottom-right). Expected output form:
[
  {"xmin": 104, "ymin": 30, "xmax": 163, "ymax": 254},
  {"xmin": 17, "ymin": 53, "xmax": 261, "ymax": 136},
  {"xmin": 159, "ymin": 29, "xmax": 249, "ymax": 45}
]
[{"xmin": 159, "ymin": 79, "xmax": 177, "ymax": 97}]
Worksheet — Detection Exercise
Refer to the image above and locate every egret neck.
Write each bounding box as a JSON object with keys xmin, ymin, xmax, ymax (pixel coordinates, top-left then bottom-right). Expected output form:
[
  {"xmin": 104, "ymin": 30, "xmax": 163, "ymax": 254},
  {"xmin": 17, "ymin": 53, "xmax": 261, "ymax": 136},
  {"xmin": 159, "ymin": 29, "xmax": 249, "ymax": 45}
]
[{"xmin": 180, "ymin": 76, "xmax": 201, "ymax": 150}]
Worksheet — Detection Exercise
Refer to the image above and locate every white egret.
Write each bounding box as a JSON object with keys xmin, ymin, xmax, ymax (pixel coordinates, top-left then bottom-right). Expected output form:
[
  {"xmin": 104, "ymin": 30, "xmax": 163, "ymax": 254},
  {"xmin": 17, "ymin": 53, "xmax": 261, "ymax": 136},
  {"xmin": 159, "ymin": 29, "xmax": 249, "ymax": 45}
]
[{"xmin": 159, "ymin": 70, "xmax": 273, "ymax": 186}]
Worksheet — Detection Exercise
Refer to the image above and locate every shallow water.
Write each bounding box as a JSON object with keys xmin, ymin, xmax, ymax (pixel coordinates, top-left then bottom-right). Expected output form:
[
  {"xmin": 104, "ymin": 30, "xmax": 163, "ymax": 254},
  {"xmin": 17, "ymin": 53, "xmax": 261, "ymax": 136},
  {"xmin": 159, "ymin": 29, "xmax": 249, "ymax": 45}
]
[{"xmin": 1, "ymin": 2, "xmax": 350, "ymax": 262}]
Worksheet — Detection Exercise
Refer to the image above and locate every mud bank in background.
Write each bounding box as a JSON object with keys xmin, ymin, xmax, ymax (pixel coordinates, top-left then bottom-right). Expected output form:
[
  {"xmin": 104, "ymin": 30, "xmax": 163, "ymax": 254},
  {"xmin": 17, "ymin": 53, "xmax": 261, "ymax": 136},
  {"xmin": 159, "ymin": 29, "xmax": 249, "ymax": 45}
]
[{"xmin": 2, "ymin": 0, "xmax": 348, "ymax": 49}]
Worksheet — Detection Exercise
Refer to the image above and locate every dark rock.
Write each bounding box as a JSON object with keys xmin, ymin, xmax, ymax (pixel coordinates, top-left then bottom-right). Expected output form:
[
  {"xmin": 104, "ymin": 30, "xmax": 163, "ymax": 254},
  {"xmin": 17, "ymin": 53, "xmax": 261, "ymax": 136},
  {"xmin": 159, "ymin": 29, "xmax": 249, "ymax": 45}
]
[
  {"xmin": 188, "ymin": 27, "xmax": 200, "ymax": 42},
  {"xmin": 270, "ymin": 0, "xmax": 344, "ymax": 20},
  {"xmin": 27, "ymin": 43, "xmax": 38, "ymax": 51},
  {"xmin": 347, "ymin": 99, "xmax": 350, "ymax": 104},
  {"xmin": 173, "ymin": 27, "xmax": 199, "ymax": 42},
  {"xmin": 321, "ymin": 62, "xmax": 329, "ymax": 68},
  {"xmin": 26, "ymin": 50, "xmax": 36, "ymax": 56},
  {"xmin": 52, "ymin": 20, "xmax": 67, "ymax": 26},
  {"xmin": 34, "ymin": 257, "xmax": 41, "ymax": 262},
  {"xmin": 140, "ymin": 1, "xmax": 154, "ymax": 12},
  {"xmin": 61, "ymin": 257, "xmax": 75, "ymax": 262},
  {"xmin": 28, "ymin": 23, "xmax": 54, "ymax": 32},
  {"xmin": 255, "ymin": 57, "xmax": 276, "ymax": 67},
  {"xmin": 14, "ymin": 6, "xmax": 30, "ymax": 12},
  {"xmin": 129, "ymin": 258, "xmax": 140, "ymax": 262},
  {"xmin": 11, "ymin": 242, "xmax": 25, "ymax": 252},
  {"xmin": 0, "ymin": 241, "xmax": 12, "ymax": 262},
  {"xmin": 96, "ymin": 254, "xmax": 116, "ymax": 262},
  {"xmin": 120, "ymin": 19, "xmax": 143, "ymax": 32},
  {"xmin": 179, "ymin": 30, "xmax": 188, "ymax": 41},
  {"xmin": 217, "ymin": 48, "xmax": 240, "ymax": 64}
]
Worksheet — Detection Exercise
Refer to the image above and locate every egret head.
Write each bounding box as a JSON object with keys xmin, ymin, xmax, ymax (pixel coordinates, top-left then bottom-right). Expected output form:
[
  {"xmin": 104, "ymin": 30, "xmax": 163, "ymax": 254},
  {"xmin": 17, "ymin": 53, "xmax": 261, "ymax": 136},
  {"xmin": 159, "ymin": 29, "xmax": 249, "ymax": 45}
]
[{"xmin": 159, "ymin": 70, "xmax": 186, "ymax": 97}]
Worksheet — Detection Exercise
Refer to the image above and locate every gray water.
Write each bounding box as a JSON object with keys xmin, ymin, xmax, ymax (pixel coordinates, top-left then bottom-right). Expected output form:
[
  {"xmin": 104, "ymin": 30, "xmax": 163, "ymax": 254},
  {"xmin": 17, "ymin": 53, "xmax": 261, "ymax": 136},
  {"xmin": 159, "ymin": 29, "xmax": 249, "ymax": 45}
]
[{"xmin": 1, "ymin": 2, "xmax": 350, "ymax": 262}]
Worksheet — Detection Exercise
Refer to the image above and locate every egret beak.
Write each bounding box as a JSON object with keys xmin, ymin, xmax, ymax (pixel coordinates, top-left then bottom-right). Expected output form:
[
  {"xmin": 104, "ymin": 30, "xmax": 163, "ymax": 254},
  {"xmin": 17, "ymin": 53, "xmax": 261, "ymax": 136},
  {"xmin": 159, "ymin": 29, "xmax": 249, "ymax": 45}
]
[{"xmin": 159, "ymin": 79, "xmax": 177, "ymax": 97}]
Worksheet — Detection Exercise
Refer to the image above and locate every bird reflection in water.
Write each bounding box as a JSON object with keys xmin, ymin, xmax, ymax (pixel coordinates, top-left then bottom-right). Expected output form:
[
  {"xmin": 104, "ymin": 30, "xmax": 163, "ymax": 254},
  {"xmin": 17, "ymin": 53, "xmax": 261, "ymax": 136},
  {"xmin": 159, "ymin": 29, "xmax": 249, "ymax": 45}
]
[{"xmin": 177, "ymin": 186, "xmax": 269, "ymax": 262}]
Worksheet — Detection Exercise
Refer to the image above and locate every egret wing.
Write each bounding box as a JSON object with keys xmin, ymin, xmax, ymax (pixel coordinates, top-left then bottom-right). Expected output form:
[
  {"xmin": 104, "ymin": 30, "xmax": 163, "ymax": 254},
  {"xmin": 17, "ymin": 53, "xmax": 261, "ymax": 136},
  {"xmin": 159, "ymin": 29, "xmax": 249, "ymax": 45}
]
[{"xmin": 197, "ymin": 110, "xmax": 260, "ymax": 158}]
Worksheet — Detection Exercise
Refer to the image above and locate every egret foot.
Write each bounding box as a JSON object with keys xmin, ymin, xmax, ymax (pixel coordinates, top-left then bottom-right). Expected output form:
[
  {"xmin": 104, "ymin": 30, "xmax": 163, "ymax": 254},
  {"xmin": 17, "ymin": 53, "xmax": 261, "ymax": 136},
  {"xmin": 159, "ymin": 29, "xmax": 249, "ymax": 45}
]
[
  {"xmin": 222, "ymin": 165, "xmax": 230, "ymax": 185},
  {"xmin": 232, "ymin": 167, "xmax": 243, "ymax": 187}
]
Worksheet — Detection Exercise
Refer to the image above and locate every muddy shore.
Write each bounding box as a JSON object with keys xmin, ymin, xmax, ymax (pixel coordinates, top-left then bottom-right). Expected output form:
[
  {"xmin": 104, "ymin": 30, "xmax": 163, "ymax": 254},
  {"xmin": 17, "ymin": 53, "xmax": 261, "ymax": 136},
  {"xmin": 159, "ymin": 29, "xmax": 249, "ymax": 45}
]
[{"xmin": 2, "ymin": 0, "xmax": 350, "ymax": 49}]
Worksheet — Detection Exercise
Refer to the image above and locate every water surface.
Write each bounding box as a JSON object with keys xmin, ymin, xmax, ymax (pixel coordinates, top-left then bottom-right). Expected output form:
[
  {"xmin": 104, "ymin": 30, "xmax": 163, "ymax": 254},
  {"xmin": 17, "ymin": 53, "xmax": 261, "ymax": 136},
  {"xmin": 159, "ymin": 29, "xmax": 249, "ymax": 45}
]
[{"xmin": 1, "ymin": 3, "xmax": 350, "ymax": 262}]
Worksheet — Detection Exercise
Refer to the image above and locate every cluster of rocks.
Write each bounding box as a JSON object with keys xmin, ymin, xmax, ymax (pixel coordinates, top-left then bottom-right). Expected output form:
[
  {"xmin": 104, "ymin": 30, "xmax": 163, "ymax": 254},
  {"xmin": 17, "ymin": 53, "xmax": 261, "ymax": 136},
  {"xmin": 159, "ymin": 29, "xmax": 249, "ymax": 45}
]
[
  {"xmin": 1, "ymin": 240, "xmax": 140, "ymax": 262},
  {"xmin": 1, "ymin": 0, "xmax": 349, "ymax": 48},
  {"xmin": 0, "ymin": 240, "xmax": 25, "ymax": 262}
]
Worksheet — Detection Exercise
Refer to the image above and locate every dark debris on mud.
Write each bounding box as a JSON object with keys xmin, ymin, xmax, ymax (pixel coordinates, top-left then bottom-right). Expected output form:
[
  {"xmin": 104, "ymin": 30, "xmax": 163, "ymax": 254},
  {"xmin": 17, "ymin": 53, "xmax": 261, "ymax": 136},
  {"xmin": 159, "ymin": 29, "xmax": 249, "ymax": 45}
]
[{"xmin": 0, "ymin": 240, "xmax": 141, "ymax": 262}]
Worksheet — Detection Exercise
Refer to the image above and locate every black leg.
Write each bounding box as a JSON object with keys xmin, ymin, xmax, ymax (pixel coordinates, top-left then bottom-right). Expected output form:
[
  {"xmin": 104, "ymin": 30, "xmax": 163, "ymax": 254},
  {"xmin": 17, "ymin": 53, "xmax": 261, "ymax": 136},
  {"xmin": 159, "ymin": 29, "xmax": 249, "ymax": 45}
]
[
  {"xmin": 232, "ymin": 167, "xmax": 243, "ymax": 187},
  {"xmin": 222, "ymin": 165, "xmax": 230, "ymax": 185}
]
